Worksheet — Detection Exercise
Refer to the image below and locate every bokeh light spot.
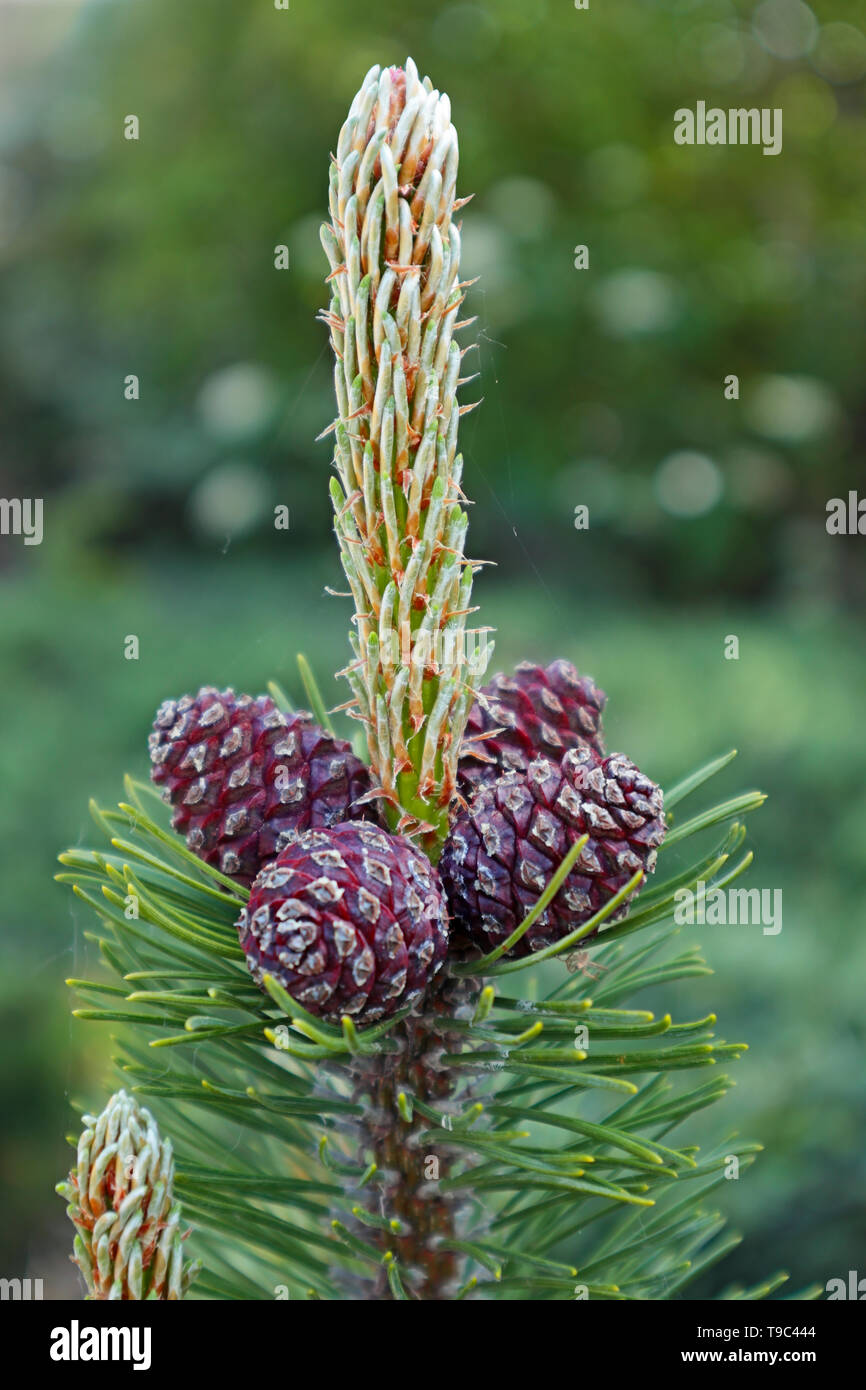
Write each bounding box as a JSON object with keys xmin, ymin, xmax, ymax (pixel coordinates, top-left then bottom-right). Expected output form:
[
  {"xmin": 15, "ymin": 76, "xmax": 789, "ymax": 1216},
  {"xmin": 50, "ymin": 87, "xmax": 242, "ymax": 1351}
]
[
  {"xmin": 197, "ymin": 363, "xmax": 280, "ymax": 442},
  {"xmin": 753, "ymin": 0, "xmax": 819, "ymax": 61},
  {"xmin": 592, "ymin": 269, "xmax": 677, "ymax": 337},
  {"xmin": 189, "ymin": 461, "xmax": 271, "ymax": 541},
  {"xmin": 654, "ymin": 451, "xmax": 724, "ymax": 518},
  {"xmin": 813, "ymin": 22, "xmax": 866, "ymax": 84},
  {"xmin": 746, "ymin": 374, "xmax": 839, "ymax": 443}
]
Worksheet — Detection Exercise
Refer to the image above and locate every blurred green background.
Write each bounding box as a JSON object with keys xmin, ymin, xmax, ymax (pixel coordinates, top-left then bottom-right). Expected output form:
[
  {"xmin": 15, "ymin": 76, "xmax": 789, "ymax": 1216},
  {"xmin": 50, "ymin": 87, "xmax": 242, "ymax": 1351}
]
[{"xmin": 1, "ymin": 0, "xmax": 864, "ymax": 1298}]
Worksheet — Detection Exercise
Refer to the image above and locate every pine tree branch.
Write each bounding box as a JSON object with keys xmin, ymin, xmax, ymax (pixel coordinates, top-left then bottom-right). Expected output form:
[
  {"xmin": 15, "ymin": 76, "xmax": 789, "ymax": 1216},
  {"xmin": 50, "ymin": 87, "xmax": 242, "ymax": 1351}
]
[{"xmin": 58, "ymin": 742, "xmax": 778, "ymax": 1298}]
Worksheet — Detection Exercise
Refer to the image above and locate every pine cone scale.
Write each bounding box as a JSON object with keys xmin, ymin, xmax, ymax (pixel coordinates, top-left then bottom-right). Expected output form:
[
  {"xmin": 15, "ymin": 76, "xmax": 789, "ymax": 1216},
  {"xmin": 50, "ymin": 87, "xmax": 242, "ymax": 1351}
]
[
  {"xmin": 459, "ymin": 659, "xmax": 607, "ymax": 792},
  {"xmin": 149, "ymin": 687, "xmax": 379, "ymax": 887}
]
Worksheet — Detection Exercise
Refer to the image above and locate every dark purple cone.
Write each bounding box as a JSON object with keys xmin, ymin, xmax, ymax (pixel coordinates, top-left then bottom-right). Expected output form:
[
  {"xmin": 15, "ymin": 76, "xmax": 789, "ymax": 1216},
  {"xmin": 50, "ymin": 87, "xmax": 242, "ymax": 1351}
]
[
  {"xmin": 238, "ymin": 822, "xmax": 449, "ymax": 1025},
  {"xmin": 441, "ymin": 746, "xmax": 666, "ymax": 958},
  {"xmin": 149, "ymin": 687, "xmax": 378, "ymax": 887},
  {"xmin": 459, "ymin": 659, "xmax": 607, "ymax": 792}
]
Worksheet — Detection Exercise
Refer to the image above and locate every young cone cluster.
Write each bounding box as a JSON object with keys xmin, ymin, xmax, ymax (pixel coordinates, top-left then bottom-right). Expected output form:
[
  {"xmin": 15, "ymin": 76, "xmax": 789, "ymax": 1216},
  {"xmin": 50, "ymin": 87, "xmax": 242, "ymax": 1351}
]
[
  {"xmin": 134, "ymin": 45, "xmax": 667, "ymax": 1054},
  {"xmin": 319, "ymin": 59, "xmax": 491, "ymax": 847},
  {"xmin": 56, "ymin": 1090, "xmax": 199, "ymax": 1300},
  {"xmin": 55, "ymin": 57, "xmax": 755, "ymax": 1307}
]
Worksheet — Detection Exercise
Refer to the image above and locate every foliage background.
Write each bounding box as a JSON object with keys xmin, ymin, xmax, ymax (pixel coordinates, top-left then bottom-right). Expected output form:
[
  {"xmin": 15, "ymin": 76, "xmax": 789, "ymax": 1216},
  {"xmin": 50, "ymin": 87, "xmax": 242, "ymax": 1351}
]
[{"xmin": 0, "ymin": 0, "xmax": 863, "ymax": 1297}]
